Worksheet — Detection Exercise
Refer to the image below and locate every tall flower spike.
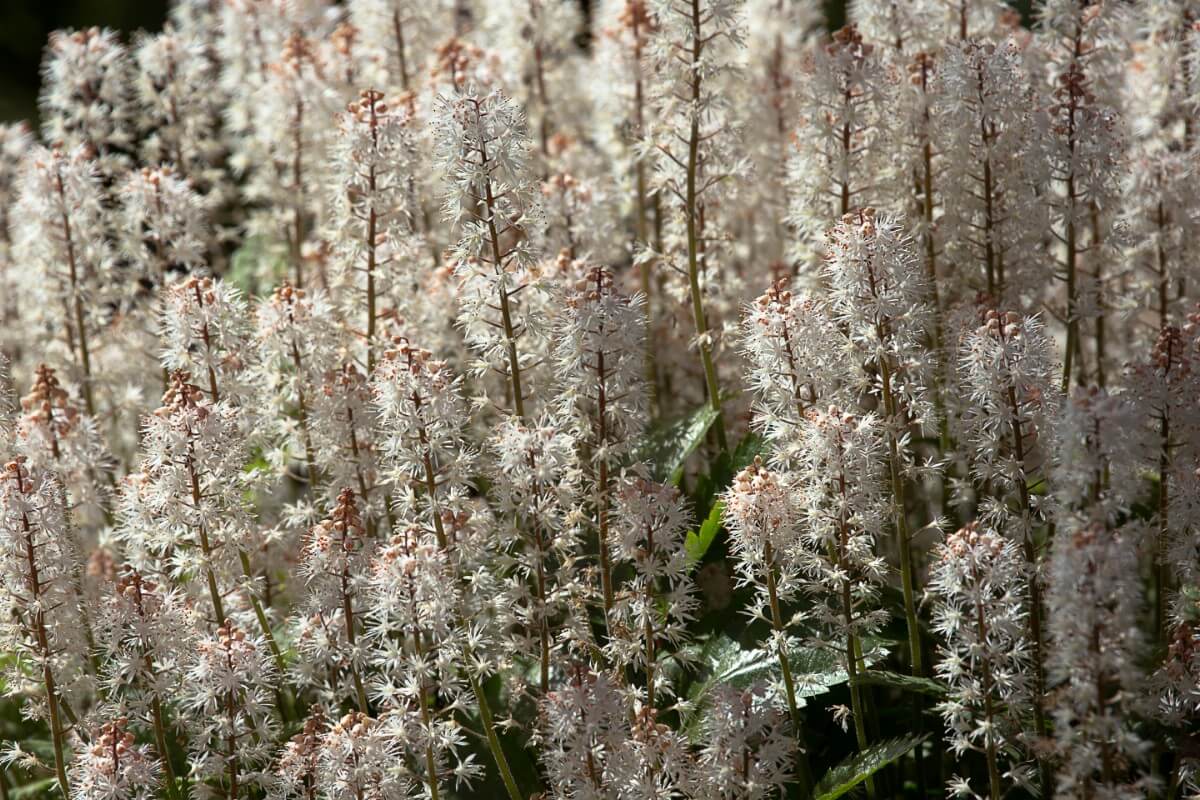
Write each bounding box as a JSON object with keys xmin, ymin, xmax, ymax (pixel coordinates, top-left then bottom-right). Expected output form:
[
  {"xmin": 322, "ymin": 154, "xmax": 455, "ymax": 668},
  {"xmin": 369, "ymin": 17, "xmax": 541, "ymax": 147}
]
[
  {"xmin": 1037, "ymin": 0, "xmax": 1125, "ymax": 390},
  {"xmin": 824, "ymin": 210, "xmax": 936, "ymax": 683},
  {"xmin": 312, "ymin": 362, "xmax": 388, "ymax": 532},
  {"xmin": 590, "ymin": 0, "xmax": 658, "ymax": 275},
  {"xmin": 646, "ymin": 0, "xmax": 744, "ymax": 447},
  {"xmin": 606, "ymin": 478, "xmax": 698, "ymax": 704},
  {"xmin": 365, "ymin": 532, "xmax": 480, "ymax": 798},
  {"xmin": 724, "ymin": 458, "xmax": 804, "ymax": 633},
  {"xmin": 430, "ymin": 37, "xmax": 504, "ymax": 95},
  {"xmin": 1047, "ymin": 520, "xmax": 1153, "ymax": 799},
  {"xmin": 39, "ymin": 28, "xmax": 133, "ymax": 176},
  {"xmin": 436, "ymin": 88, "xmax": 545, "ymax": 418},
  {"xmin": 330, "ymin": 89, "xmax": 414, "ymax": 373},
  {"xmin": 250, "ymin": 32, "xmax": 340, "ymax": 289},
  {"xmin": 1123, "ymin": 140, "xmax": 1197, "ymax": 341},
  {"xmin": 117, "ymin": 167, "xmax": 211, "ymax": 287},
  {"xmin": 183, "ymin": 619, "xmax": 280, "ymax": 800},
  {"xmin": 929, "ymin": 523, "xmax": 1032, "ymax": 798},
  {"xmin": 314, "ymin": 712, "xmax": 408, "ymax": 800},
  {"xmin": 0, "ymin": 458, "xmax": 89, "ymax": 797},
  {"xmin": 740, "ymin": 0, "xmax": 823, "ymax": 278},
  {"xmin": 69, "ymin": 717, "xmax": 161, "ymax": 800},
  {"xmin": 937, "ymin": 39, "xmax": 1047, "ymax": 308},
  {"xmin": 740, "ymin": 282, "xmax": 849, "ymax": 461},
  {"xmin": 849, "ymin": 0, "xmax": 940, "ymax": 55},
  {"xmin": 1155, "ymin": 591, "xmax": 1200, "ymax": 794},
  {"xmin": 554, "ymin": 265, "xmax": 647, "ymax": 620},
  {"xmin": 891, "ymin": 48, "xmax": 946, "ymax": 365},
  {"xmin": 823, "ymin": 210, "xmax": 937, "ymax": 436},
  {"xmin": 1123, "ymin": 2, "xmax": 1200, "ymax": 364},
  {"xmin": 1124, "ymin": 324, "xmax": 1200, "ymax": 635},
  {"xmin": 215, "ymin": 0, "xmax": 312, "ymax": 154},
  {"xmin": 15, "ymin": 363, "xmax": 112, "ymax": 522},
  {"xmin": 117, "ymin": 374, "xmax": 249, "ymax": 623},
  {"xmin": 15, "ymin": 146, "xmax": 113, "ymax": 418},
  {"xmin": 539, "ymin": 665, "xmax": 700, "ymax": 798},
  {"xmin": 537, "ymin": 664, "xmax": 630, "ymax": 798},
  {"xmin": 253, "ymin": 284, "xmax": 342, "ymax": 489},
  {"xmin": 131, "ymin": 26, "xmax": 225, "ymax": 195},
  {"xmin": 371, "ymin": 337, "xmax": 476, "ymax": 550},
  {"xmin": 1125, "ymin": 0, "xmax": 1200, "ymax": 142},
  {"xmin": 541, "ymin": 173, "xmax": 606, "ymax": 259},
  {"xmin": 347, "ymin": 0, "xmax": 439, "ymax": 93},
  {"xmin": 855, "ymin": 0, "xmax": 1013, "ymax": 48},
  {"xmin": 490, "ymin": 414, "xmax": 580, "ymax": 695},
  {"xmin": 295, "ymin": 488, "xmax": 374, "ymax": 713},
  {"xmin": 0, "ymin": 123, "xmax": 32, "ymax": 365},
  {"xmin": 482, "ymin": 0, "xmax": 583, "ymax": 162},
  {"xmin": 0, "ymin": 354, "xmax": 16, "ymax": 452},
  {"xmin": 607, "ymin": 705, "xmax": 698, "ymax": 798},
  {"xmin": 555, "ymin": 265, "xmax": 648, "ymax": 459},
  {"xmin": 1053, "ymin": 386, "xmax": 1145, "ymax": 520},
  {"xmin": 957, "ymin": 309, "xmax": 1060, "ymax": 530},
  {"xmin": 722, "ymin": 458, "xmax": 814, "ymax": 792},
  {"xmin": 787, "ymin": 24, "xmax": 887, "ymax": 275},
  {"xmin": 956, "ymin": 308, "xmax": 1058, "ymax": 775},
  {"xmin": 796, "ymin": 407, "xmax": 890, "ymax": 787},
  {"xmin": 327, "ymin": 20, "xmax": 379, "ymax": 101},
  {"xmin": 96, "ymin": 568, "xmax": 196, "ymax": 792},
  {"xmin": 696, "ymin": 683, "xmax": 795, "ymax": 800},
  {"xmin": 275, "ymin": 710, "xmax": 328, "ymax": 800},
  {"xmin": 160, "ymin": 276, "xmax": 255, "ymax": 408}
]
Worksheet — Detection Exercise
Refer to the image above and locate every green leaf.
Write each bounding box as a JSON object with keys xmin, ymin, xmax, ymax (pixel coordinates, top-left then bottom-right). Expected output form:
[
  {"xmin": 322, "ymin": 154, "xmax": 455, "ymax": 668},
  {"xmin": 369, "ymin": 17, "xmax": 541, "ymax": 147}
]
[
  {"xmin": 692, "ymin": 431, "xmax": 768, "ymax": 511},
  {"xmin": 243, "ymin": 446, "xmax": 270, "ymax": 476},
  {"xmin": 814, "ymin": 735, "xmax": 927, "ymax": 800},
  {"xmin": 684, "ymin": 500, "xmax": 724, "ymax": 565},
  {"xmin": 228, "ymin": 235, "xmax": 288, "ymax": 297},
  {"xmin": 731, "ymin": 431, "xmax": 768, "ymax": 471},
  {"xmin": 680, "ymin": 634, "xmax": 888, "ymax": 742},
  {"xmin": 19, "ymin": 739, "xmax": 56, "ymax": 761},
  {"xmin": 9, "ymin": 777, "xmax": 57, "ymax": 800},
  {"xmin": 633, "ymin": 405, "xmax": 719, "ymax": 484},
  {"xmin": 855, "ymin": 670, "xmax": 948, "ymax": 699}
]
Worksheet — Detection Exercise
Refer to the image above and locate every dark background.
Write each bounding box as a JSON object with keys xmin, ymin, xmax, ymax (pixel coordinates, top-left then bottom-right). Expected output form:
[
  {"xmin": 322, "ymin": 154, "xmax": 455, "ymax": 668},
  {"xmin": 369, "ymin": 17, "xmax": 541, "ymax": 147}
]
[
  {"xmin": 0, "ymin": 0, "xmax": 1032, "ymax": 126},
  {"xmin": 0, "ymin": 1, "xmax": 168, "ymax": 123},
  {"xmin": 0, "ymin": 0, "xmax": 858, "ymax": 125}
]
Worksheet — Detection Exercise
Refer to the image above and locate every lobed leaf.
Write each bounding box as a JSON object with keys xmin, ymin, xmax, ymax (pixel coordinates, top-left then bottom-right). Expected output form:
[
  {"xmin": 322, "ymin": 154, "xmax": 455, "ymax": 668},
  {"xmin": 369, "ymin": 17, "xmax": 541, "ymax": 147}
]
[
  {"xmin": 813, "ymin": 735, "xmax": 927, "ymax": 800},
  {"xmin": 633, "ymin": 405, "xmax": 719, "ymax": 484}
]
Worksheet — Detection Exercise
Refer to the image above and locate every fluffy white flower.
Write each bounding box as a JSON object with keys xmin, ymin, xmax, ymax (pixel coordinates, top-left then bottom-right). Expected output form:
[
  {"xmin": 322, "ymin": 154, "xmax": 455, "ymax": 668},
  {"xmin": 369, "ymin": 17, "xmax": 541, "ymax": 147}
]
[
  {"xmin": 69, "ymin": 718, "xmax": 161, "ymax": 800},
  {"xmin": 929, "ymin": 524, "xmax": 1030, "ymax": 772}
]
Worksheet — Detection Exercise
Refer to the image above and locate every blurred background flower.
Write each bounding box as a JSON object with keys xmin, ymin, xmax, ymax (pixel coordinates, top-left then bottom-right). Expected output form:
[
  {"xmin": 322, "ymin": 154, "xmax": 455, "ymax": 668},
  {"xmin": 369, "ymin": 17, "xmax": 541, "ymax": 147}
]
[{"xmin": 0, "ymin": 1, "xmax": 1039, "ymax": 124}]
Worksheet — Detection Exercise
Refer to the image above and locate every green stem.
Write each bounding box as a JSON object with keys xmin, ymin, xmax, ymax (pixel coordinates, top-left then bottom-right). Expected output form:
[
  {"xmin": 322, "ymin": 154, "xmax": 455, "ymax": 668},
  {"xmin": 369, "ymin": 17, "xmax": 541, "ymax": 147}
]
[
  {"xmin": 469, "ymin": 671, "xmax": 523, "ymax": 800},
  {"xmin": 45, "ymin": 665, "xmax": 70, "ymax": 800},
  {"xmin": 683, "ymin": 0, "xmax": 727, "ymax": 453},
  {"xmin": 19, "ymin": 504, "xmax": 70, "ymax": 799},
  {"xmin": 879, "ymin": 360, "xmax": 923, "ymax": 678},
  {"xmin": 764, "ymin": 545, "xmax": 813, "ymax": 799},
  {"xmin": 150, "ymin": 690, "xmax": 180, "ymax": 799},
  {"xmin": 239, "ymin": 550, "xmax": 286, "ymax": 674},
  {"xmin": 239, "ymin": 550, "xmax": 297, "ymax": 723},
  {"xmin": 416, "ymin": 681, "xmax": 442, "ymax": 800},
  {"xmin": 833, "ymin": 484, "xmax": 874, "ymax": 799}
]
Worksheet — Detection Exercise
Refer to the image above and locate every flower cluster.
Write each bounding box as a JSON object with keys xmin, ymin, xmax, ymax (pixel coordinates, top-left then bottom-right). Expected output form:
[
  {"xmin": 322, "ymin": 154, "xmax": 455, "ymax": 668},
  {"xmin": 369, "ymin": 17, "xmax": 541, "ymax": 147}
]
[
  {"xmin": 3, "ymin": 2, "xmax": 1200, "ymax": 800},
  {"xmin": 928, "ymin": 523, "xmax": 1031, "ymax": 792}
]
